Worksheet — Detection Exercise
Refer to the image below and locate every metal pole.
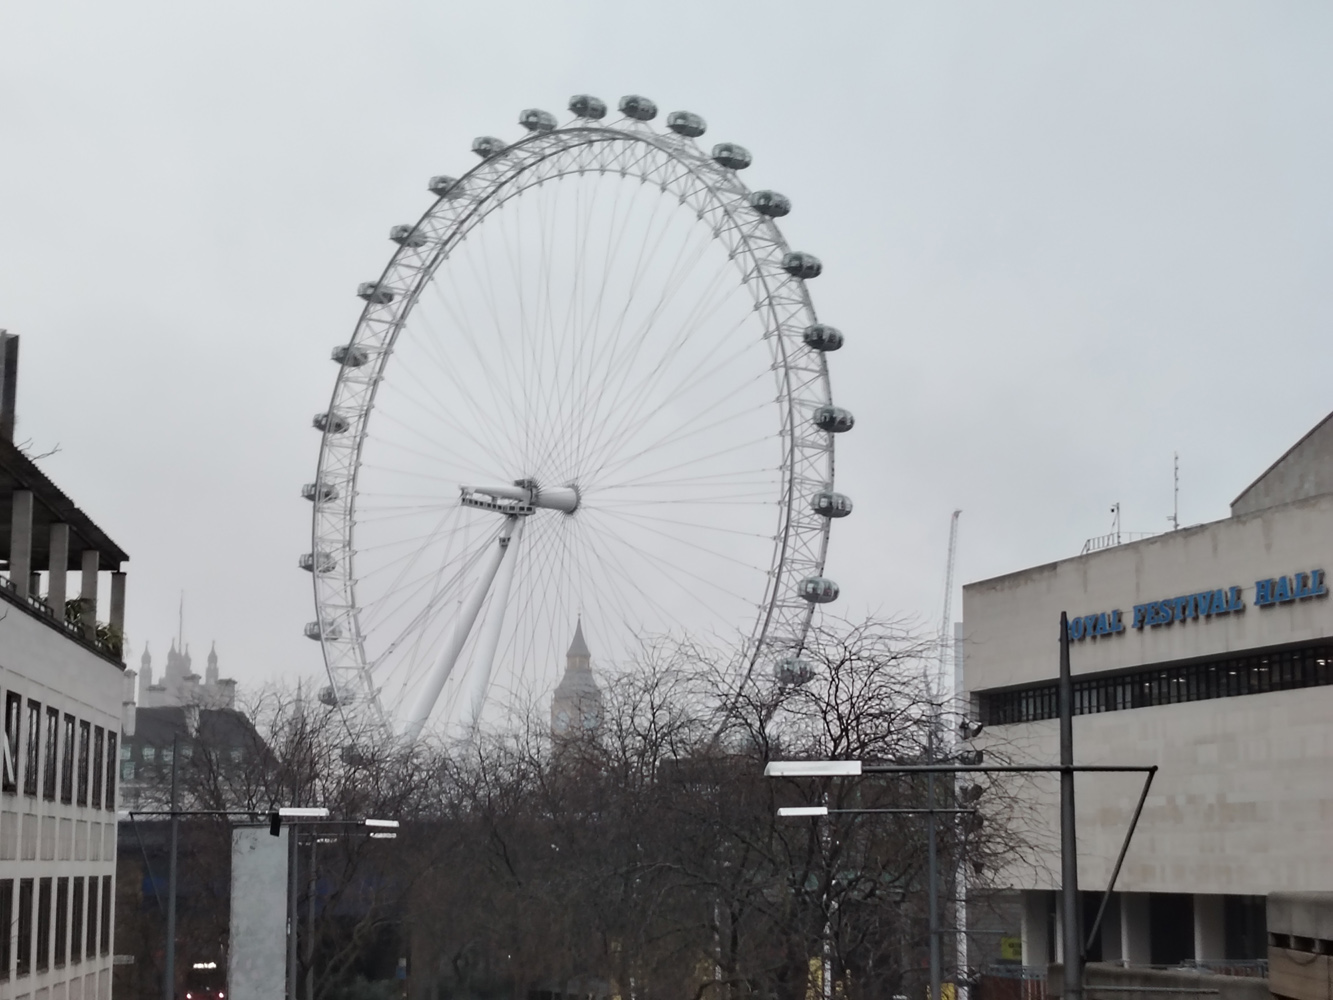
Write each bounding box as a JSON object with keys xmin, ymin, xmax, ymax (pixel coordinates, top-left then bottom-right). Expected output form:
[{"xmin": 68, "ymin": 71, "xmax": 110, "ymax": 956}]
[
  {"xmin": 1059, "ymin": 613, "xmax": 1082, "ymax": 1000},
  {"xmin": 288, "ymin": 827, "xmax": 299, "ymax": 1000},
  {"xmin": 165, "ymin": 735, "xmax": 179, "ymax": 1000},
  {"xmin": 306, "ymin": 836, "xmax": 316, "ymax": 1000},
  {"xmin": 928, "ymin": 770, "xmax": 941, "ymax": 1000}
]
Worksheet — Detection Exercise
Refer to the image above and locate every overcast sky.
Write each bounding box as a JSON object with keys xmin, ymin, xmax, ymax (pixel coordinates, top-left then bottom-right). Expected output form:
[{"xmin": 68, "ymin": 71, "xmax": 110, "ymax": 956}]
[{"xmin": 3, "ymin": 2, "xmax": 1331, "ymax": 697}]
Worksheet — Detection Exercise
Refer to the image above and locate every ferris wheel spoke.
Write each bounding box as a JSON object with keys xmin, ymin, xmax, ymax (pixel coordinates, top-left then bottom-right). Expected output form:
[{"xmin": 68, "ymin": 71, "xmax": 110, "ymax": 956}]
[{"xmin": 587, "ymin": 508, "xmax": 770, "ymax": 577}]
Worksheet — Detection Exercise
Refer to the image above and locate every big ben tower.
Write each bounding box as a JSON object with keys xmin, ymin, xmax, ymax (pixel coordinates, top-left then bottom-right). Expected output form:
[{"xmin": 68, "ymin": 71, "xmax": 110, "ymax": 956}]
[{"xmin": 551, "ymin": 618, "xmax": 602, "ymax": 736}]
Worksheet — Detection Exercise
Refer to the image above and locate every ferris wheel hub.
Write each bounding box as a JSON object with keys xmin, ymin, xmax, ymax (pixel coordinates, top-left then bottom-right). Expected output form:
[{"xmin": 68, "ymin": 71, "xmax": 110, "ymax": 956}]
[{"xmin": 460, "ymin": 481, "xmax": 580, "ymax": 515}]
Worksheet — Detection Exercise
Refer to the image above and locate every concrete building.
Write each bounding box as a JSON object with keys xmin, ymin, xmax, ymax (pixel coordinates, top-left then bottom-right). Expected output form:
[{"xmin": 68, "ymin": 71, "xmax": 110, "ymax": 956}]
[
  {"xmin": 135, "ymin": 640, "xmax": 236, "ymax": 712},
  {"xmin": 962, "ymin": 410, "xmax": 1333, "ymax": 971},
  {"xmin": 551, "ymin": 619, "xmax": 602, "ymax": 737},
  {"xmin": 0, "ymin": 333, "xmax": 128, "ymax": 1000}
]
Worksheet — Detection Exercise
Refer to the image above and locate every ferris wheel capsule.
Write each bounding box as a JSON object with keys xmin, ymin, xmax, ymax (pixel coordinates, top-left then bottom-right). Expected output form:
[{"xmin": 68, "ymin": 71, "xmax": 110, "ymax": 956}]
[
  {"xmin": 813, "ymin": 405, "xmax": 854, "ymax": 433},
  {"xmin": 782, "ymin": 252, "xmax": 823, "ymax": 279},
  {"xmin": 301, "ymin": 480, "xmax": 339, "ymax": 503},
  {"xmin": 810, "ymin": 491, "xmax": 853, "ymax": 518},
  {"xmin": 357, "ymin": 282, "xmax": 395, "ymax": 304},
  {"xmin": 313, "ymin": 411, "xmax": 350, "ymax": 434},
  {"xmin": 519, "ymin": 109, "xmax": 558, "ymax": 132},
  {"xmin": 568, "ymin": 94, "xmax": 607, "ymax": 119},
  {"xmin": 711, "ymin": 143, "xmax": 752, "ymax": 170},
  {"xmin": 428, "ymin": 175, "xmax": 463, "ymax": 199},
  {"xmin": 618, "ymin": 95, "xmax": 657, "ymax": 121},
  {"xmin": 799, "ymin": 577, "xmax": 840, "ymax": 604},
  {"xmin": 774, "ymin": 657, "xmax": 815, "ymax": 686},
  {"xmin": 304, "ymin": 621, "xmax": 340, "ymax": 641},
  {"xmin": 803, "ymin": 324, "xmax": 844, "ymax": 352},
  {"xmin": 666, "ymin": 111, "xmax": 706, "ymax": 137},
  {"xmin": 389, "ymin": 224, "xmax": 427, "ymax": 248},
  {"xmin": 332, "ymin": 344, "xmax": 369, "ymax": 368},
  {"xmin": 299, "ymin": 551, "xmax": 336, "ymax": 574},
  {"xmin": 472, "ymin": 136, "xmax": 507, "ymax": 159},
  {"xmin": 748, "ymin": 191, "xmax": 791, "ymax": 218}
]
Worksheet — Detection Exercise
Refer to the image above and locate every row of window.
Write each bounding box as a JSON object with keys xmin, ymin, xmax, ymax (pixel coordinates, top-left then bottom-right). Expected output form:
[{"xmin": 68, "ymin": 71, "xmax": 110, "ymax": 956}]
[
  {"xmin": 2, "ymin": 689, "xmax": 116, "ymax": 810},
  {"xmin": 978, "ymin": 642, "xmax": 1333, "ymax": 726},
  {"xmin": 0, "ymin": 875, "xmax": 112, "ymax": 980}
]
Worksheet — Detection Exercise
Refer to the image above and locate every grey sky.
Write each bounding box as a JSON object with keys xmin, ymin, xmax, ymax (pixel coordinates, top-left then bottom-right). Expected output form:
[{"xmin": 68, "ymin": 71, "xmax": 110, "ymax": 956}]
[{"xmin": 3, "ymin": 2, "xmax": 1331, "ymax": 694}]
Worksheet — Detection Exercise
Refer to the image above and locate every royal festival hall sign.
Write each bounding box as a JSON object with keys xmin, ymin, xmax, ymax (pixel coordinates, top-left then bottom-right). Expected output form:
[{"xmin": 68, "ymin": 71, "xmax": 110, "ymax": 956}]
[{"xmin": 1066, "ymin": 568, "xmax": 1328, "ymax": 641}]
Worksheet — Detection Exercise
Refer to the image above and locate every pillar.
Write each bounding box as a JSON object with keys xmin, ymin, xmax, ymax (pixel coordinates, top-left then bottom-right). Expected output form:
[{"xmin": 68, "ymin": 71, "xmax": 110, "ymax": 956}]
[
  {"xmin": 1022, "ymin": 891, "xmax": 1051, "ymax": 968},
  {"xmin": 1193, "ymin": 894, "xmax": 1225, "ymax": 963},
  {"xmin": 109, "ymin": 572, "xmax": 126, "ymax": 633},
  {"xmin": 48, "ymin": 522, "xmax": 69, "ymax": 615},
  {"xmin": 1120, "ymin": 893, "xmax": 1151, "ymax": 966},
  {"xmin": 9, "ymin": 489, "xmax": 32, "ymax": 598},
  {"xmin": 80, "ymin": 549, "xmax": 99, "ymax": 638}
]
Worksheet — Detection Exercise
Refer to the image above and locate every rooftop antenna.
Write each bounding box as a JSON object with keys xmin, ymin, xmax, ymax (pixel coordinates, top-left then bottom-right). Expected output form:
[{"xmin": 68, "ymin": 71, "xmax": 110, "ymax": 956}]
[
  {"xmin": 1110, "ymin": 503, "xmax": 1122, "ymax": 545},
  {"xmin": 937, "ymin": 510, "xmax": 962, "ymax": 706},
  {"xmin": 1169, "ymin": 452, "xmax": 1180, "ymax": 531}
]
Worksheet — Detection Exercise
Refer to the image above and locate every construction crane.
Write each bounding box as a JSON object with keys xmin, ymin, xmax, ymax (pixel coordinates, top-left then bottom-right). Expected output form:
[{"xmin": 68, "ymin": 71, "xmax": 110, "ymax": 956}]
[{"xmin": 938, "ymin": 509, "xmax": 962, "ymax": 703}]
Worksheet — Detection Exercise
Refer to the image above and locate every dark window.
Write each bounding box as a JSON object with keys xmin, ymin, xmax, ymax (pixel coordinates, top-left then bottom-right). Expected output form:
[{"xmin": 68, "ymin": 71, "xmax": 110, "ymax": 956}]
[
  {"xmin": 36, "ymin": 877, "xmax": 51, "ymax": 971},
  {"xmin": 17, "ymin": 878, "xmax": 33, "ymax": 977},
  {"xmin": 91, "ymin": 725, "xmax": 104, "ymax": 808},
  {"xmin": 978, "ymin": 642, "xmax": 1333, "ymax": 726},
  {"xmin": 70, "ymin": 878, "xmax": 84, "ymax": 964},
  {"xmin": 43, "ymin": 705, "xmax": 58, "ymax": 800},
  {"xmin": 1150, "ymin": 893, "xmax": 1194, "ymax": 965},
  {"xmin": 105, "ymin": 732, "xmax": 117, "ymax": 810},
  {"xmin": 55, "ymin": 877, "xmax": 68, "ymax": 966},
  {"xmin": 100, "ymin": 875, "xmax": 112, "ymax": 954},
  {"xmin": 85, "ymin": 877, "xmax": 98, "ymax": 959},
  {"xmin": 61, "ymin": 713, "xmax": 74, "ymax": 804},
  {"xmin": 77, "ymin": 720, "xmax": 91, "ymax": 806},
  {"xmin": 23, "ymin": 700, "xmax": 40, "ymax": 796},
  {"xmin": 1225, "ymin": 895, "xmax": 1268, "ymax": 960},
  {"xmin": 2, "ymin": 691, "xmax": 18, "ymax": 793},
  {"xmin": 0, "ymin": 879, "xmax": 11, "ymax": 979}
]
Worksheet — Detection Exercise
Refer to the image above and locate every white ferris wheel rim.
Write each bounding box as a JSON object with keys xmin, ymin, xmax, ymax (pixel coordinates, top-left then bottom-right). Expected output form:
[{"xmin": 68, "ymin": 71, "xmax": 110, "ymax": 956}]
[{"xmin": 308, "ymin": 101, "xmax": 842, "ymax": 739}]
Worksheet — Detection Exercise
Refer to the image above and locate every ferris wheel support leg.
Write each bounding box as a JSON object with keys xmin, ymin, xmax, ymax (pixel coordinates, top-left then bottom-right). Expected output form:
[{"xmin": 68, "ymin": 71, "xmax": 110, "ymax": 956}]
[
  {"xmin": 403, "ymin": 515, "xmax": 520, "ymax": 743},
  {"xmin": 458, "ymin": 515, "xmax": 525, "ymax": 733}
]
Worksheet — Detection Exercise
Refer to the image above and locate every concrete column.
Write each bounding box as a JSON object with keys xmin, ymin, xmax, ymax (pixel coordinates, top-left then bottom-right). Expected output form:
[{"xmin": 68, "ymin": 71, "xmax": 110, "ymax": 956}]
[
  {"xmin": 48, "ymin": 522, "xmax": 69, "ymax": 614},
  {"xmin": 9, "ymin": 489, "xmax": 33, "ymax": 598},
  {"xmin": 1120, "ymin": 893, "xmax": 1151, "ymax": 966},
  {"xmin": 1193, "ymin": 895, "xmax": 1225, "ymax": 963},
  {"xmin": 109, "ymin": 571, "xmax": 126, "ymax": 633},
  {"xmin": 27, "ymin": 572, "xmax": 39, "ymax": 598},
  {"xmin": 80, "ymin": 549, "xmax": 99, "ymax": 637},
  {"xmin": 1022, "ymin": 890, "xmax": 1051, "ymax": 968}
]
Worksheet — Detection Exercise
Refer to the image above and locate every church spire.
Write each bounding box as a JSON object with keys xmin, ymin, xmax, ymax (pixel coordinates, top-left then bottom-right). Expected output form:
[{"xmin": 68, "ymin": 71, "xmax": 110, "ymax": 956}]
[{"xmin": 566, "ymin": 616, "xmax": 590, "ymax": 661}]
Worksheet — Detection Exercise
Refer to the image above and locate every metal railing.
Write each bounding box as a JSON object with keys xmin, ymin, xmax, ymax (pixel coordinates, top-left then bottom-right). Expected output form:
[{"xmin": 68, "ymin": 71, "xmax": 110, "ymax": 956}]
[
  {"xmin": 1081, "ymin": 531, "xmax": 1158, "ymax": 555},
  {"xmin": 0, "ymin": 572, "xmax": 122, "ymax": 661}
]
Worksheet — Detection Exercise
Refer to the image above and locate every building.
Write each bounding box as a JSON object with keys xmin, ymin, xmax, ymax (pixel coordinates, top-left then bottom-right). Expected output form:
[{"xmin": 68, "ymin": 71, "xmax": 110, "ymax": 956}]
[
  {"xmin": 135, "ymin": 640, "xmax": 236, "ymax": 711},
  {"xmin": 0, "ymin": 333, "xmax": 127, "ymax": 1000},
  {"xmin": 961, "ymin": 410, "xmax": 1333, "ymax": 971},
  {"xmin": 551, "ymin": 619, "xmax": 602, "ymax": 736}
]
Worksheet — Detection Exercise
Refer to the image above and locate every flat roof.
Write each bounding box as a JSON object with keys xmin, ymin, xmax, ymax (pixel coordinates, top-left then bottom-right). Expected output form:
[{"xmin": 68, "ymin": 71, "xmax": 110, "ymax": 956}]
[{"xmin": 0, "ymin": 437, "xmax": 128, "ymax": 570}]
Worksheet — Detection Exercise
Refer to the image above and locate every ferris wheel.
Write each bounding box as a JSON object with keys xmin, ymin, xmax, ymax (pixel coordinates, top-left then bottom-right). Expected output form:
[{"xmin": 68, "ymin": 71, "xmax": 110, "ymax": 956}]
[{"xmin": 303, "ymin": 94, "xmax": 855, "ymax": 740}]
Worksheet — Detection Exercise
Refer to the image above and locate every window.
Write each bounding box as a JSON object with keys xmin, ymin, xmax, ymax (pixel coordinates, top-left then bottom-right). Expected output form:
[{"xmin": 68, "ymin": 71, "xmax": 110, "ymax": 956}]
[
  {"xmin": 17, "ymin": 878, "xmax": 33, "ymax": 977},
  {"xmin": 978, "ymin": 642, "xmax": 1333, "ymax": 726},
  {"xmin": 100, "ymin": 875, "xmax": 112, "ymax": 954},
  {"xmin": 77, "ymin": 720, "xmax": 91, "ymax": 806},
  {"xmin": 91, "ymin": 726, "xmax": 104, "ymax": 808},
  {"xmin": 120, "ymin": 742, "xmax": 130, "ymax": 761},
  {"xmin": 36, "ymin": 877, "xmax": 51, "ymax": 972},
  {"xmin": 2, "ymin": 691, "xmax": 18, "ymax": 793},
  {"xmin": 142, "ymin": 745, "xmax": 156, "ymax": 763},
  {"xmin": 0, "ymin": 879, "xmax": 11, "ymax": 979},
  {"xmin": 70, "ymin": 878, "xmax": 84, "ymax": 964},
  {"xmin": 43, "ymin": 705, "xmax": 58, "ymax": 800},
  {"xmin": 23, "ymin": 700, "xmax": 40, "ymax": 796},
  {"xmin": 61, "ymin": 713, "xmax": 74, "ymax": 804},
  {"xmin": 85, "ymin": 877, "xmax": 97, "ymax": 960},
  {"xmin": 105, "ymin": 733, "xmax": 117, "ymax": 810},
  {"xmin": 120, "ymin": 761, "xmax": 134, "ymax": 781},
  {"xmin": 55, "ymin": 877, "xmax": 68, "ymax": 966}
]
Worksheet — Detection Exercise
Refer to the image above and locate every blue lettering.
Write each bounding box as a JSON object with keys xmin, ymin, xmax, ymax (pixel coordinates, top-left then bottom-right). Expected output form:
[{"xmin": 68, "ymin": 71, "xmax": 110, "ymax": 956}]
[
  {"xmin": 1255, "ymin": 579, "xmax": 1273, "ymax": 607},
  {"xmin": 1296, "ymin": 572, "xmax": 1312, "ymax": 599},
  {"xmin": 1181, "ymin": 595, "xmax": 1197, "ymax": 621},
  {"xmin": 1095, "ymin": 612, "xmax": 1110, "ymax": 636},
  {"xmin": 1195, "ymin": 591, "xmax": 1213, "ymax": 617},
  {"xmin": 1275, "ymin": 575, "xmax": 1293, "ymax": 603},
  {"xmin": 1110, "ymin": 609, "xmax": 1125, "ymax": 633},
  {"xmin": 1132, "ymin": 604, "xmax": 1148, "ymax": 629},
  {"xmin": 1212, "ymin": 588, "xmax": 1230, "ymax": 614},
  {"xmin": 1070, "ymin": 617, "xmax": 1085, "ymax": 640},
  {"xmin": 1152, "ymin": 600, "xmax": 1168, "ymax": 625},
  {"xmin": 1229, "ymin": 585, "xmax": 1245, "ymax": 612},
  {"xmin": 1313, "ymin": 569, "xmax": 1329, "ymax": 597}
]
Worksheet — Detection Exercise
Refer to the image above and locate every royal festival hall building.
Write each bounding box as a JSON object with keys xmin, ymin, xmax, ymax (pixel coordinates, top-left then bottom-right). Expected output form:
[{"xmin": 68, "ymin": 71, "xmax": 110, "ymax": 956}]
[{"xmin": 962, "ymin": 410, "xmax": 1333, "ymax": 971}]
